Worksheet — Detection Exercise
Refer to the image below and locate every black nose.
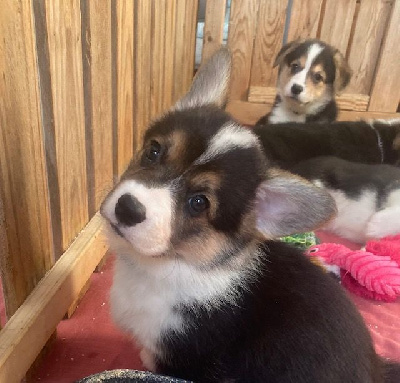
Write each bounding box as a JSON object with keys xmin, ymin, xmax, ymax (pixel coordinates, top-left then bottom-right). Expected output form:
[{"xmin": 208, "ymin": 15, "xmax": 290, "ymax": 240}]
[
  {"xmin": 115, "ymin": 193, "xmax": 146, "ymax": 226},
  {"xmin": 291, "ymin": 84, "xmax": 303, "ymax": 95}
]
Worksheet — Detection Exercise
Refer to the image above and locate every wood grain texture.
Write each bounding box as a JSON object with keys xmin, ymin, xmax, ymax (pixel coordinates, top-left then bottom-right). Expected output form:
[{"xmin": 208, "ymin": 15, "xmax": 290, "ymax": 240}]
[
  {"xmin": 162, "ymin": 0, "xmax": 177, "ymax": 110},
  {"xmin": 83, "ymin": 0, "xmax": 113, "ymax": 212},
  {"xmin": 201, "ymin": 0, "xmax": 227, "ymax": 65},
  {"xmin": 319, "ymin": 0, "xmax": 357, "ymax": 54},
  {"xmin": 184, "ymin": 1, "xmax": 199, "ymax": 92},
  {"xmin": 346, "ymin": 0, "xmax": 392, "ymax": 95},
  {"xmin": 46, "ymin": 0, "xmax": 89, "ymax": 249},
  {"xmin": 369, "ymin": 0, "xmax": 400, "ymax": 112},
  {"xmin": 249, "ymin": 0, "xmax": 289, "ymax": 88},
  {"xmin": 228, "ymin": 0, "xmax": 260, "ymax": 100},
  {"xmin": 134, "ymin": 0, "xmax": 152, "ymax": 149},
  {"xmin": 0, "ymin": 0, "xmax": 53, "ymax": 316},
  {"xmin": 173, "ymin": 0, "xmax": 188, "ymax": 103},
  {"xmin": 0, "ymin": 214, "xmax": 107, "ymax": 383},
  {"xmin": 226, "ymin": 100, "xmax": 400, "ymax": 126},
  {"xmin": 32, "ymin": 0, "xmax": 63, "ymax": 259},
  {"xmin": 248, "ymin": 86, "xmax": 369, "ymax": 111},
  {"xmin": 151, "ymin": 0, "xmax": 166, "ymax": 119},
  {"xmin": 287, "ymin": 0, "xmax": 324, "ymax": 41},
  {"xmin": 116, "ymin": 0, "xmax": 134, "ymax": 175}
]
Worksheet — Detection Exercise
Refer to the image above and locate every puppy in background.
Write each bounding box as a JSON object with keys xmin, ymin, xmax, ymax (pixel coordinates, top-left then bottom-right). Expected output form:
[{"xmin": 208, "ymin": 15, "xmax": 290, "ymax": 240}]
[
  {"xmin": 291, "ymin": 156, "xmax": 400, "ymax": 244},
  {"xmin": 257, "ymin": 38, "xmax": 352, "ymax": 124}
]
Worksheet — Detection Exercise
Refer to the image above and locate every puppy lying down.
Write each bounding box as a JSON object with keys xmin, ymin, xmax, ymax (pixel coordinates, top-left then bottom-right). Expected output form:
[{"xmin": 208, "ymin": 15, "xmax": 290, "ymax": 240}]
[{"xmin": 101, "ymin": 49, "xmax": 400, "ymax": 382}]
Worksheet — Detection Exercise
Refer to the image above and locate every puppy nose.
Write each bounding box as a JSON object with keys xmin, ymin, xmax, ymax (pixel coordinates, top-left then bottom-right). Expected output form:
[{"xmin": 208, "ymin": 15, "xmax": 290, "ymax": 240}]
[
  {"xmin": 291, "ymin": 84, "xmax": 303, "ymax": 95},
  {"xmin": 115, "ymin": 193, "xmax": 146, "ymax": 226}
]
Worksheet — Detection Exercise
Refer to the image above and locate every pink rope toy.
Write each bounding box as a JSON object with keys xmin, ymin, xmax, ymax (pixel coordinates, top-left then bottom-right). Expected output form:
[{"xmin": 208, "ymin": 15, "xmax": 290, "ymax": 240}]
[{"xmin": 306, "ymin": 234, "xmax": 400, "ymax": 302}]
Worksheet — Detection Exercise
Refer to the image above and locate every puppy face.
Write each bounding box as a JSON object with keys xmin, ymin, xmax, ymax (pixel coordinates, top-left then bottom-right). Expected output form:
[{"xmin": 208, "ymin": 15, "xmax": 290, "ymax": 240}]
[
  {"xmin": 101, "ymin": 48, "xmax": 336, "ymax": 267},
  {"xmin": 275, "ymin": 39, "xmax": 351, "ymax": 113},
  {"xmin": 101, "ymin": 109, "xmax": 267, "ymax": 264}
]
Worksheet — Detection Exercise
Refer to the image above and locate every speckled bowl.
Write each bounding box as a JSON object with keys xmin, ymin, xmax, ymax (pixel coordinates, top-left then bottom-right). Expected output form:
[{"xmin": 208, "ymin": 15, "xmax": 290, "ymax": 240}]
[{"xmin": 76, "ymin": 369, "xmax": 191, "ymax": 383}]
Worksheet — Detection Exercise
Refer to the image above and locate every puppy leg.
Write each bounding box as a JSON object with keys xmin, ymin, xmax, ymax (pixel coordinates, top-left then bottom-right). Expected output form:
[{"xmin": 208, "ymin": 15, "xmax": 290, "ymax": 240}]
[
  {"xmin": 366, "ymin": 207, "xmax": 400, "ymax": 239},
  {"xmin": 140, "ymin": 348, "xmax": 157, "ymax": 372}
]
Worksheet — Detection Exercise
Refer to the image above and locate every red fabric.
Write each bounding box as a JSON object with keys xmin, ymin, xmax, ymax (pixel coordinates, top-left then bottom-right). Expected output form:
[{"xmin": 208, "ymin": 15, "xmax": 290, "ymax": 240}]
[
  {"xmin": 316, "ymin": 231, "xmax": 400, "ymax": 362},
  {"xmin": 33, "ymin": 257, "xmax": 144, "ymax": 383},
  {"xmin": 30, "ymin": 240, "xmax": 400, "ymax": 381}
]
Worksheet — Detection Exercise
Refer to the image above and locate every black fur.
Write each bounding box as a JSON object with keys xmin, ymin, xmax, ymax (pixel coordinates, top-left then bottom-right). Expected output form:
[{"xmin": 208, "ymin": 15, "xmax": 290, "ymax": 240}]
[
  {"xmin": 157, "ymin": 241, "xmax": 383, "ymax": 382},
  {"xmin": 290, "ymin": 156, "xmax": 400, "ymax": 205},
  {"xmin": 254, "ymin": 120, "xmax": 400, "ymax": 170}
]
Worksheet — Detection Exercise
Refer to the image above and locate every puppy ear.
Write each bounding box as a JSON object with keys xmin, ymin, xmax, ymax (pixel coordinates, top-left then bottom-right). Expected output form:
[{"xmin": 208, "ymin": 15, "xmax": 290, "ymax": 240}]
[
  {"xmin": 333, "ymin": 50, "xmax": 352, "ymax": 94},
  {"xmin": 273, "ymin": 39, "xmax": 304, "ymax": 68},
  {"xmin": 255, "ymin": 170, "xmax": 337, "ymax": 238},
  {"xmin": 174, "ymin": 47, "xmax": 231, "ymax": 111}
]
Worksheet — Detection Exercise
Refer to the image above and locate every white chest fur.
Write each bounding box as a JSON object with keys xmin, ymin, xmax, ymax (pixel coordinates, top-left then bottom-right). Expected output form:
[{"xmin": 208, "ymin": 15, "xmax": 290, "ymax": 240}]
[
  {"xmin": 110, "ymin": 255, "xmax": 247, "ymax": 356},
  {"xmin": 269, "ymin": 102, "xmax": 306, "ymax": 123}
]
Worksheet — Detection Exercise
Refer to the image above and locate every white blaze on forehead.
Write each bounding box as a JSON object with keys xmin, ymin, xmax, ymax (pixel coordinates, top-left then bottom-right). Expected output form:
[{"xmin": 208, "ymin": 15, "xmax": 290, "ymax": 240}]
[
  {"xmin": 195, "ymin": 123, "xmax": 259, "ymax": 164},
  {"xmin": 102, "ymin": 180, "xmax": 173, "ymax": 256},
  {"xmin": 285, "ymin": 43, "xmax": 325, "ymax": 101}
]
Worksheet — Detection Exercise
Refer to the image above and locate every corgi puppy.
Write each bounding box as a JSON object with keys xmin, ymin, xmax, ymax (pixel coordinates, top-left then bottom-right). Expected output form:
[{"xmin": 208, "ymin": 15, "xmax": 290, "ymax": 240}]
[
  {"xmin": 291, "ymin": 155, "xmax": 400, "ymax": 244},
  {"xmin": 254, "ymin": 119, "xmax": 400, "ymax": 170},
  {"xmin": 257, "ymin": 39, "xmax": 352, "ymax": 124},
  {"xmin": 100, "ymin": 49, "xmax": 399, "ymax": 382}
]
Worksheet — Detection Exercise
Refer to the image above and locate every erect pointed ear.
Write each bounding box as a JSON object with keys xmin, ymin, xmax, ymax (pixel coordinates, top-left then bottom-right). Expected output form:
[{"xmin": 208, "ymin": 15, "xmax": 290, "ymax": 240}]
[
  {"xmin": 255, "ymin": 169, "xmax": 337, "ymax": 238},
  {"xmin": 273, "ymin": 38, "xmax": 304, "ymax": 68},
  {"xmin": 333, "ymin": 49, "xmax": 352, "ymax": 94},
  {"xmin": 174, "ymin": 47, "xmax": 231, "ymax": 111}
]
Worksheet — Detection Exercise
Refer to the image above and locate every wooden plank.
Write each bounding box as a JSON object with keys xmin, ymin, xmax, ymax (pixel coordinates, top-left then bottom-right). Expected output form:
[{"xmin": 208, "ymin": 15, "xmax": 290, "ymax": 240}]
[
  {"xmin": 151, "ymin": 0, "xmax": 166, "ymax": 119},
  {"xmin": 115, "ymin": 0, "xmax": 134, "ymax": 175},
  {"xmin": 287, "ymin": 0, "xmax": 324, "ymax": 41},
  {"xmin": 225, "ymin": 100, "xmax": 400, "ymax": 127},
  {"xmin": 0, "ymin": 192, "xmax": 8, "ymax": 327},
  {"xmin": 249, "ymin": 0, "xmax": 289, "ymax": 88},
  {"xmin": 369, "ymin": 0, "xmax": 400, "ymax": 113},
  {"xmin": 226, "ymin": 100, "xmax": 270, "ymax": 126},
  {"xmin": 0, "ymin": 213, "xmax": 108, "ymax": 383},
  {"xmin": 346, "ymin": 0, "xmax": 392, "ymax": 95},
  {"xmin": 227, "ymin": 0, "xmax": 260, "ymax": 100},
  {"xmin": 162, "ymin": 0, "xmax": 177, "ymax": 110},
  {"xmin": 248, "ymin": 86, "xmax": 369, "ymax": 111},
  {"xmin": 183, "ymin": 1, "xmax": 199, "ymax": 93},
  {"xmin": 248, "ymin": 86, "xmax": 277, "ymax": 104},
  {"xmin": 45, "ymin": 0, "xmax": 89, "ymax": 249},
  {"xmin": 173, "ymin": 0, "xmax": 188, "ymax": 102},
  {"xmin": 319, "ymin": 0, "xmax": 357, "ymax": 54},
  {"xmin": 82, "ymin": 0, "xmax": 114, "ymax": 213},
  {"xmin": 134, "ymin": 0, "xmax": 152, "ymax": 147},
  {"xmin": 33, "ymin": 0, "xmax": 63, "ymax": 260},
  {"xmin": 201, "ymin": 0, "xmax": 227, "ymax": 65},
  {"xmin": 0, "ymin": 0, "xmax": 53, "ymax": 316}
]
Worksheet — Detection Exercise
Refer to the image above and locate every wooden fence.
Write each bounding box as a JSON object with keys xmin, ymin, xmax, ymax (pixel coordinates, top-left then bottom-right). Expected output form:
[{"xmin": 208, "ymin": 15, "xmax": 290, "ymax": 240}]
[
  {"xmin": 0, "ymin": 0, "xmax": 399, "ymax": 381},
  {"xmin": 0, "ymin": 1, "xmax": 197, "ymax": 381}
]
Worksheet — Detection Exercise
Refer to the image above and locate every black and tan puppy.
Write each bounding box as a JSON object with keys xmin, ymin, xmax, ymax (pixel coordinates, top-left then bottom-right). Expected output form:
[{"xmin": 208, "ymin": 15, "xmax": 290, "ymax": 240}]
[
  {"xmin": 258, "ymin": 38, "xmax": 352, "ymax": 124},
  {"xmin": 100, "ymin": 49, "xmax": 400, "ymax": 382}
]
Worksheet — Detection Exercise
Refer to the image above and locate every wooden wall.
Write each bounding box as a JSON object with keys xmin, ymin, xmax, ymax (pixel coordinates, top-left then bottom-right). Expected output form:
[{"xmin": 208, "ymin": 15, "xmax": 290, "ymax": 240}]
[
  {"xmin": 0, "ymin": 0, "xmax": 198, "ymax": 321},
  {"xmin": 203, "ymin": 0, "xmax": 400, "ymax": 121}
]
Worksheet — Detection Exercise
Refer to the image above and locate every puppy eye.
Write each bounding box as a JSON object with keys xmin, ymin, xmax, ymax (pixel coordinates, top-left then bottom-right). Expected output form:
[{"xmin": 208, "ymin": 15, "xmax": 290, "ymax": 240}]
[
  {"xmin": 145, "ymin": 140, "xmax": 162, "ymax": 163},
  {"xmin": 290, "ymin": 62, "xmax": 301, "ymax": 74},
  {"xmin": 188, "ymin": 195, "xmax": 210, "ymax": 216},
  {"xmin": 313, "ymin": 73, "xmax": 323, "ymax": 83}
]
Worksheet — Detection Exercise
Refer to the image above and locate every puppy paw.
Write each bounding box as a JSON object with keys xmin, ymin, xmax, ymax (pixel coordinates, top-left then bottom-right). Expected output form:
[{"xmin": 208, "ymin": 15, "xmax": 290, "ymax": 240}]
[{"xmin": 366, "ymin": 209, "xmax": 400, "ymax": 239}]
